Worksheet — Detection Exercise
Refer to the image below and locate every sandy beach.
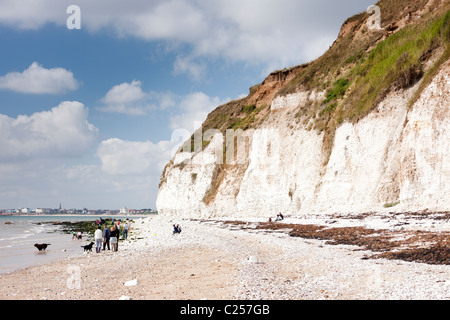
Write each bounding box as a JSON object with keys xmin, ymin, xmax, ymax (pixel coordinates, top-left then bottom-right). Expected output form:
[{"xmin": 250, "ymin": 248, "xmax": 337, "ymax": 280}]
[{"xmin": 0, "ymin": 213, "xmax": 448, "ymax": 300}]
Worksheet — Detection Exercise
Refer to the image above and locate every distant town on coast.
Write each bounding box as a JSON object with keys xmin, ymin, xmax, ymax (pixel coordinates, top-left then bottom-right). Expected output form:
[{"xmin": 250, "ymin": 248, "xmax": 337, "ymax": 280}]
[{"xmin": 0, "ymin": 205, "xmax": 157, "ymax": 216}]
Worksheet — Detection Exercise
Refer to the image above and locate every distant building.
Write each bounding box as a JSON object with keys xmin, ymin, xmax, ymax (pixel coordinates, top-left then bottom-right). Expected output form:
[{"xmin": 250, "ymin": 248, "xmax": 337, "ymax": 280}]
[
  {"xmin": 36, "ymin": 208, "xmax": 56, "ymax": 214},
  {"xmin": 120, "ymin": 207, "xmax": 129, "ymax": 214}
]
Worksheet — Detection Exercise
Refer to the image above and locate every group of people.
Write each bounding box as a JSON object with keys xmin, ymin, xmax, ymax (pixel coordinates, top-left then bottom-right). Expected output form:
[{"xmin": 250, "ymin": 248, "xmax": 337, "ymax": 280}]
[
  {"xmin": 72, "ymin": 231, "xmax": 83, "ymax": 240},
  {"xmin": 93, "ymin": 219, "xmax": 131, "ymax": 253},
  {"xmin": 268, "ymin": 212, "xmax": 284, "ymax": 222},
  {"xmin": 173, "ymin": 224, "xmax": 182, "ymax": 235}
]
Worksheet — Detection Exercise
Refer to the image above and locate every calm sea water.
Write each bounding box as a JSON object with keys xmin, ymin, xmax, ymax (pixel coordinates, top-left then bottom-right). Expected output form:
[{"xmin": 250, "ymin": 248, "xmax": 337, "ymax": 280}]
[{"xmin": 0, "ymin": 215, "xmax": 144, "ymax": 275}]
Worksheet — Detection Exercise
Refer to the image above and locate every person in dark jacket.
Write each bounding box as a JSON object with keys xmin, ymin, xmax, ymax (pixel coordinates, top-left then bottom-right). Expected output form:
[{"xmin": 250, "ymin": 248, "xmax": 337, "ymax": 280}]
[
  {"xmin": 102, "ymin": 225, "xmax": 111, "ymax": 250},
  {"xmin": 110, "ymin": 225, "xmax": 120, "ymax": 252}
]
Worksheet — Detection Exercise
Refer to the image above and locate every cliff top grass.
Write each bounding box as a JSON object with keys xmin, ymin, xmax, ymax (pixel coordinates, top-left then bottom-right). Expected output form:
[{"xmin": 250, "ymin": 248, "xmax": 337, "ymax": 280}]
[
  {"xmin": 277, "ymin": 0, "xmax": 435, "ymax": 96},
  {"xmin": 291, "ymin": 6, "xmax": 450, "ymax": 163},
  {"xmin": 340, "ymin": 9, "xmax": 450, "ymax": 122}
]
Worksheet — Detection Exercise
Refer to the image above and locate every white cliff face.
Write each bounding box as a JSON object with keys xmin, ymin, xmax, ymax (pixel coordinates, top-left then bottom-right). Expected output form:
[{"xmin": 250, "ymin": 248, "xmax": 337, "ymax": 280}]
[
  {"xmin": 270, "ymin": 90, "xmax": 325, "ymax": 111},
  {"xmin": 157, "ymin": 61, "xmax": 450, "ymax": 218},
  {"xmin": 156, "ymin": 133, "xmax": 223, "ymax": 218},
  {"xmin": 271, "ymin": 91, "xmax": 309, "ymax": 110},
  {"xmin": 234, "ymin": 127, "xmax": 324, "ymax": 216},
  {"xmin": 315, "ymin": 90, "xmax": 410, "ymax": 213},
  {"xmin": 397, "ymin": 64, "xmax": 450, "ymax": 211}
]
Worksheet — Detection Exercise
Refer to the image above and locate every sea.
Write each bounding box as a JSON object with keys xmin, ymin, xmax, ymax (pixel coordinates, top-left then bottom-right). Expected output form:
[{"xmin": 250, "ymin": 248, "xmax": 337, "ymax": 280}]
[{"xmin": 0, "ymin": 215, "xmax": 145, "ymax": 275}]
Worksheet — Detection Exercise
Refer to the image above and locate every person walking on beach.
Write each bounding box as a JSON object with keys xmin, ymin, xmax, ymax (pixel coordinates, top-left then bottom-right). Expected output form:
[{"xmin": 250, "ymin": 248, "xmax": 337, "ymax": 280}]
[
  {"xmin": 110, "ymin": 225, "xmax": 120, "ymax": 252},
  {"xmin": 123, "ymin": 221, "xmax": 131, "ymax": 240},
  {"xmin": 94, "ymin": 227, "xmax": 103, "ymax": 253},
  {"xmin": 102, "ymin": 225, "xmax": 111, "ymax": 251}
]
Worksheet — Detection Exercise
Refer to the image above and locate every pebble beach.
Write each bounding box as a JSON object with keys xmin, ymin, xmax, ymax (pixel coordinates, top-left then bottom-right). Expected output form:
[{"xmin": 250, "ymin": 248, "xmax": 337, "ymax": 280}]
[{"xmin": 0, "ymin": 213, "xmax": 448, "ymax": 300}]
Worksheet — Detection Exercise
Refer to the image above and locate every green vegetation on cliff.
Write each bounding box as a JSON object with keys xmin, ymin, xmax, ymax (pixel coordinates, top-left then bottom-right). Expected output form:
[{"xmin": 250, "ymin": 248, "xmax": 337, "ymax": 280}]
[
  {"xmin": 283, "ymin": 4, "xmax": 450, "ymax": 163},
  {"xmin": 342, "ymin": 10, "xmax": 450, "ymax": 122}
]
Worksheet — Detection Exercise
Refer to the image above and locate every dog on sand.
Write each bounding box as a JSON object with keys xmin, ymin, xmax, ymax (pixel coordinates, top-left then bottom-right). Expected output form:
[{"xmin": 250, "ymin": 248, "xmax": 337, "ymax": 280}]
[
  {"xmin": 81, "ymin": 242, "xmax": 94, "ymax": 252},
  {"xmin": 34, "ymin": 243, "xmax": 51, "ymax": 251}
]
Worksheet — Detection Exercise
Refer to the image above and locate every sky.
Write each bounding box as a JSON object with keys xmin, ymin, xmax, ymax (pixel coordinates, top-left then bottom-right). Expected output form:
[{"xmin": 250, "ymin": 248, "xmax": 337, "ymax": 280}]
[{"xmin": 0, "ymin": 0, "xmax": 376, "ymax": 210}]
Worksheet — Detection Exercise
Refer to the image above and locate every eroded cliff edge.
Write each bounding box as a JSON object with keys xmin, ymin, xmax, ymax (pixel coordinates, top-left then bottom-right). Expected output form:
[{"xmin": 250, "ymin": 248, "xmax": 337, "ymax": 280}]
[{"xmin": 157, "ymin": 0, "xmax": 450, "ymax": 218}]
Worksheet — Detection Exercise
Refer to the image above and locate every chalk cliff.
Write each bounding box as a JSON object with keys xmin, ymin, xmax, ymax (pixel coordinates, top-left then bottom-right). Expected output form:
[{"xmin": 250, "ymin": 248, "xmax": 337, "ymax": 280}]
[{"xmin": 157, "ymin": 0, "xmax": 450, "ymax": 218}]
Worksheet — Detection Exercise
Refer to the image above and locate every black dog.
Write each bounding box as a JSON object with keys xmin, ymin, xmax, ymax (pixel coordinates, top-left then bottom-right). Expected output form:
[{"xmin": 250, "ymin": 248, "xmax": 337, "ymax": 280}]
[
  {"xmin": 34, "ymin": 243, "xmax": 51, "ymax": 251},
  {"xmin": 81, "ymin": 242, "xmax": 94, "ymax": 252}
]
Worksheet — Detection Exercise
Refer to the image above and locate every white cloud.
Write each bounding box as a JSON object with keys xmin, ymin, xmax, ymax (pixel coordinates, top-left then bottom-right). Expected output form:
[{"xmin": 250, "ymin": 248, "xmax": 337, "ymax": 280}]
[
  {"xmin": 64, "ymin": 161, "xmax": 161, "ymax": 209},
  {"xmin": 169, "ymin": 92, "xmax": 227, "ymax": 133},
  {"xmin": 0, "ymin": 0, "xmax": 64, "ymax": 29},
  {"xmin": 98, "ymin": 80, "xmax": 223, "ymax": 127},
  {"xmin": 0, "ymin": 158, "xmax": 159, "ymax": 210},
  {"xmin": 0, "ymin": 101, "xmax": 98, "ymax": 161},
  {"xmin": 93, "ymin": 136, "xmax": 179, "ymax": 208},
  {"xmin": 0, "ymin": 133, "xmax": 173, "ymax": 209},
  {"xmin": 173, "ymin": 55, "xmax": 207, "ymax": 81},
  {"xmin": 0, "ymin": 62, "xmax": 80, "ymax": 94},
  {"xmin": 102, "ymin": 80, "xmax": 146, "ymax": 106},
  {"xmin": 127, "ymin": 0, "xmax": 208, "ymax": 42},
  {"xmin": 97, "ymin": 138, "xmax": 174, "ymax": 176},
  {"xmin": 0, "ymin": 0, "xmax": 376, "ymax": 73},
  {"xmin": 99, "ymin": 80, "xmax": 149, "ymax": 115},
  {"xmin": 98, "ymin": 80, "xmax": 177, "ymax": 115},
  {"xmin": 149, "ymin": 91, "xmax": 177, "ymax": 110}
]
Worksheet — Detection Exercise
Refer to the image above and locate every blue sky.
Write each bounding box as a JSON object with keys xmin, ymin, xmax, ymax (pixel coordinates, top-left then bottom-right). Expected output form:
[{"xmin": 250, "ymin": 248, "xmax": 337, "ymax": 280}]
[{"xmin": 0, "ymin": 0, "xmax": 375, "ymax": 210}]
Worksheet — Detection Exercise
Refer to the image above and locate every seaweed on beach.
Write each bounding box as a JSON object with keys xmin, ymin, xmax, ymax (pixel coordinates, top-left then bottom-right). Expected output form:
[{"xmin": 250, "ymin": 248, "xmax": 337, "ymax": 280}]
[
  {"xmin": 283, "ymin": 224, "xmax": 398, "ymax": 252},
  {"xmin": 374, "ymin": 242, "xmax": 450, "ymax": 265},
  {"xmin": 48, "ymin": 220, "xmax": 98, "ymax": 235},
  {"xmin": 218, "ymin": 219, "xmax": 450, "ymax": 265},
  {"xmin": 38, "ymin": 218, "xmax": 129, "ymax": 239}
]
